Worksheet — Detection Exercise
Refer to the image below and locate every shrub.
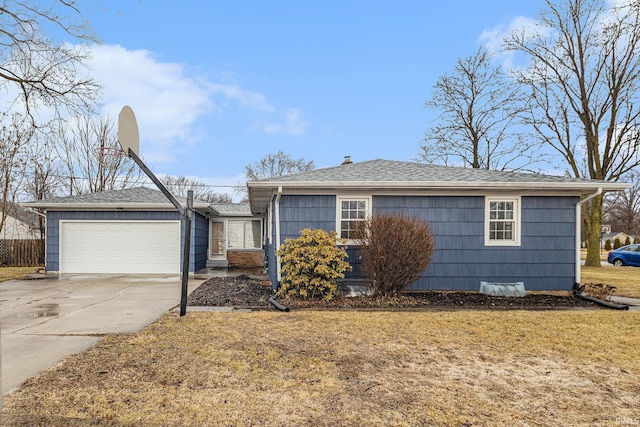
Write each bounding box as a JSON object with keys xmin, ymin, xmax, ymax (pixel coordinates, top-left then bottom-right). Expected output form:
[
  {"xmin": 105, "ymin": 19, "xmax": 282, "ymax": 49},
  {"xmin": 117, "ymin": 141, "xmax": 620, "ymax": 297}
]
[
  {"xmin": 276, "ymin": 228, "xmax": 351, "ymax": 300},
  {"xmin": 354, "ymin": 213, "xmax": 435, "ymax": 297},
  {"xmin": 614, "ymin": 237, "xmax": 622, "ymax": 249},
  {"xmin": 625, "ymin": 236, "xmax": 631, "ymax": 246},
  {"xmin": 604, "ymin": 239, "xmax": 612, "ymax": 251}
]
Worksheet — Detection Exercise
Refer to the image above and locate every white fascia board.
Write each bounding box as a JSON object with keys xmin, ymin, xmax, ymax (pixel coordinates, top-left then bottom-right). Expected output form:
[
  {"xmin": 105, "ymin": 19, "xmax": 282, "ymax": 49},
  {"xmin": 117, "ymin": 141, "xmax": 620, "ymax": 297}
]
[
  {"xmin": 212, "ymin": 211, "xmax": 256, "ymax": 218},
  {"xmin": 248, "ymin": 180, "xmax": 630, "ymax": 192}
]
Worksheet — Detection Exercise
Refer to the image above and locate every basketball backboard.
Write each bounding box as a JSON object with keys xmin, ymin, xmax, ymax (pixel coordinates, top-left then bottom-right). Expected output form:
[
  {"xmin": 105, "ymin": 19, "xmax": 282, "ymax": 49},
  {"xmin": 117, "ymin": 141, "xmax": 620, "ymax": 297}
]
[{"xmin": 117, "ymin": 106, "xmax": 140, "ymax": 157}]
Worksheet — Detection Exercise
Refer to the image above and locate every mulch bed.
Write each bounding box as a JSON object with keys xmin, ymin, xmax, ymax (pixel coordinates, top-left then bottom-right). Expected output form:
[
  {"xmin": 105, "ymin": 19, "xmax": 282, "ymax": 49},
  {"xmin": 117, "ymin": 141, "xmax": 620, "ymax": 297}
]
[{"xmin": 187, "ymin": 274, "xmax": 601, "ymax": 310}]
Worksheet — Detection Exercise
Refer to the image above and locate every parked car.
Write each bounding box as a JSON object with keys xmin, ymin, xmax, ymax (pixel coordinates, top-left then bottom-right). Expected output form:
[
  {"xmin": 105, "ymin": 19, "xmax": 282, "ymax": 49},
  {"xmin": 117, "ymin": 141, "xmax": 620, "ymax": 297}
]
[{"xmin": 607, "ymin": 244, "xmax": 640, "ymax": 266}]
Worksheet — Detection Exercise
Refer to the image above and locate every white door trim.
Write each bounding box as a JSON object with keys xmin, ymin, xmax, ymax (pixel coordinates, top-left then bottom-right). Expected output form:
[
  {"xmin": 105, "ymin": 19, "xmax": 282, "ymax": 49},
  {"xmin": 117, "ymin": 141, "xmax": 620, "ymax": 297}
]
[{"xmin": 208, "ymin": 219, "xmax": 227, "ymax": 260}]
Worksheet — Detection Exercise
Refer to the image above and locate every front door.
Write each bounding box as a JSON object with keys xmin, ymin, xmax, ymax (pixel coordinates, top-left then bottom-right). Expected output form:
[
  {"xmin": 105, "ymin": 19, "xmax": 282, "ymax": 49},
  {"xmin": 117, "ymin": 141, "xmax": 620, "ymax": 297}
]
[{"xmin": 209, "ymin": 221, "xmax": 226, "ymax": 259}]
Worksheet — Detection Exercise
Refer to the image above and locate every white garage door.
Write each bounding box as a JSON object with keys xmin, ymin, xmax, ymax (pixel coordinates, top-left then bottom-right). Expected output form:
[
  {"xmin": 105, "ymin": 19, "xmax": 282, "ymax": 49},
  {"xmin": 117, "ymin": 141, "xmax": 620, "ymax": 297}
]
[{"xmin": 60, "ymin": 221, "xmax": 181, "ymax": 274}]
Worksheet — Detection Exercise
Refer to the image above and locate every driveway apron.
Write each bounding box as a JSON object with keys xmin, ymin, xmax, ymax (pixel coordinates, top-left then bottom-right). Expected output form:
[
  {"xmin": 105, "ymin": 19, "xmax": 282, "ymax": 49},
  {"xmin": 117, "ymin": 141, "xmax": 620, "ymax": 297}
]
[{"xmin": 0, "ymin": 274, "xmax": 202, "ymax": 394}]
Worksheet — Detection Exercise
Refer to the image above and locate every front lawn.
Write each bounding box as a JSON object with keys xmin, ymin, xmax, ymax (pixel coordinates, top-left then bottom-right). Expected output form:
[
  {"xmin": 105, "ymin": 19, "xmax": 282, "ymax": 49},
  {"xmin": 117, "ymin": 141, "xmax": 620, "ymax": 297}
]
[
  {"xmin": 0, "ymin": 266, "xmax": 40, "ymax": 282},
  {"xmin": 582, "ymin": 266, "xmax": 640, "ymax": 298},
  {"xmin": 3, "ymin": 310, "xmax": 639, "ymax": 426}
]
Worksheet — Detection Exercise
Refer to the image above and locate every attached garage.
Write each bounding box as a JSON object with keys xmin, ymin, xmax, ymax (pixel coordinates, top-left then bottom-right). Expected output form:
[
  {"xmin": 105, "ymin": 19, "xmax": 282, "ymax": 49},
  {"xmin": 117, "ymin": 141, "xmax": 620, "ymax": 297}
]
[
  {"xmin": 22, "ymin": 187, "xmax": 217, "ymax": 275},
  {"xmin": 60, "ymin": 221, "xmax": 181, "ymax": 274}
]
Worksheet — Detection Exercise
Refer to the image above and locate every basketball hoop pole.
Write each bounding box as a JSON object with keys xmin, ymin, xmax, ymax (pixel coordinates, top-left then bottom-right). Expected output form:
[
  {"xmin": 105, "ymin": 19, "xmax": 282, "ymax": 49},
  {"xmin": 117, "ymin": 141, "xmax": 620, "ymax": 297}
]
[
  {"xmin": 117, "ymin": 105, "xmax": 191, "ymax": 317},
  {"xmin": 128, "ymin": 149, "xmax": 185, "ymax": 216},
  {"xmin": 128, "ymin": 148, "xmax": 192, "ymax": 317}
]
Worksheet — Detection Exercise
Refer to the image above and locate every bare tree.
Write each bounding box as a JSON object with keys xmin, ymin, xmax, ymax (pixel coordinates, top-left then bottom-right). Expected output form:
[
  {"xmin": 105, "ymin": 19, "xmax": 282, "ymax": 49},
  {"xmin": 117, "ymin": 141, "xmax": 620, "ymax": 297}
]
[
  {"xmin": 419, "ymin": 48, "xmax": 539, "ymax": 170},
  {"xmin": 0, "ymin": 1, "xmax": 100, "ymax": 235},
  {"xmin": 159, "ymin": 175, "xmax": 233, "ymax": 203},
  {"xmin": 22, "ymin": 132, "xmax": 63, "ymax": 238},
  {"xmin": 0, "ymin": 1, "xmax": 100, "ymax": 124},
  {"xmin": 504, "ymin": 0, "xmax": 640, "ymax": 266},
  {"xmin": 237, "ymin": 150, "xmax": 315, "ymax": 199},
  {"xmin": 245, "ymin": 150, "xmax": 315, "ymax": 181},
  {"xmin": 0, "ymin": 113, "xmax": 33, "ymax": 236},
  {"xmin": 603, "ymin": 172, "xmax": 640, "ymax": 237},
  {"xmin": 57, "ymin": 116, "xmax": 144, "ymax": 195}
]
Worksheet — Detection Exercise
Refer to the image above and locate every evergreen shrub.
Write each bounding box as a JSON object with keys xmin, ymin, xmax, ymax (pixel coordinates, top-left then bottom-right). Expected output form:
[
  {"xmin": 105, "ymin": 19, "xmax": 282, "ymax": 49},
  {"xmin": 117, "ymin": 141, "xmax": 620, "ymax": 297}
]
[{"xmin": 276, "ymin": 228, "xmax": 351, "ymax": 300}]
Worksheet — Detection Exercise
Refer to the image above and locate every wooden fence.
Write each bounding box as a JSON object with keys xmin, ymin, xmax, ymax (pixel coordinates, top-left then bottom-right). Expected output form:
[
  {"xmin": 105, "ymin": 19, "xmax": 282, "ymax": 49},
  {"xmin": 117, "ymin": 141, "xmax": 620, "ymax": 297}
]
[{"xmin": 0, "ymin": 239, "xmax": 45, "ymax": 267}]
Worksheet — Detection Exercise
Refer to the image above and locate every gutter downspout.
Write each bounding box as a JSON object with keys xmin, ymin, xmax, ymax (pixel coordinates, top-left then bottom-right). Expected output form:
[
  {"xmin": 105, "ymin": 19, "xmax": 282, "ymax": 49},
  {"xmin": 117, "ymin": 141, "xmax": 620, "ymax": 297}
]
[
  {"xmin": 275, "ymin": 186, "xmax": 283, "ymax": 282},
  {"xmin": 575, "ymin": 187, "xmax": 602, "ymax": 285}
]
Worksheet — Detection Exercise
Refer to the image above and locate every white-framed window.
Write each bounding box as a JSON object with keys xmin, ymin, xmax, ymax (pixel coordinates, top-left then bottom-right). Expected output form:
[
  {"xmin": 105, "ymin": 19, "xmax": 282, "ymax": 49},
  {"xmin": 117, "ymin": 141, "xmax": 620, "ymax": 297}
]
[
  {"xmin": 336, "ymin": 196, "xmax": 371, "ymax": 242},
  {"xmin": 485, "ymin": 196, "xmax": 521, "ymax": 246},
  {"xmin": 227, "ymin": 219, "xmax": 262, "ymax": 250}
]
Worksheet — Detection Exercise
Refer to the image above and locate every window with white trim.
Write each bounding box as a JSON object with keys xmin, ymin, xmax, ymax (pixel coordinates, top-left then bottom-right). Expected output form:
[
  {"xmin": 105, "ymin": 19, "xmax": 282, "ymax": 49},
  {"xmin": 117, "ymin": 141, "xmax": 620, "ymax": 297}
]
[
  {"xmin": 485, "ymin": 197, "xmax": 521, "ymax": 246},
  {"xmin": 227, "ymin": 219, "xmax": 262, "ymax": 249},
  {"xmin": 337, "ymin": 196, "xmax": 371, "ymax": 242}
]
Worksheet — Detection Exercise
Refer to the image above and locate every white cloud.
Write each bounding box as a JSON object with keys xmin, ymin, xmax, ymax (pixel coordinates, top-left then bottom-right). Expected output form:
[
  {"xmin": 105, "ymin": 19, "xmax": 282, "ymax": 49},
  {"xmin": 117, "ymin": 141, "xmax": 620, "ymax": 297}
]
[
  {"xmin": 88, "ymin": 44, "xmax": 306, "ymax": 164},
  {"xmin": 89, "ymin": 44, "xmax": 213, "ymax": 161},
  {"xmin": 262, "ymin": 108, "xmax": 310, "ymax": 136},
  {"xmin": 207, "ymin": 83, "xmax": 274, "ymax": 113},
  {"xmin": 478, "ymin": 16, "xmax": 549, "ymax": 69}
]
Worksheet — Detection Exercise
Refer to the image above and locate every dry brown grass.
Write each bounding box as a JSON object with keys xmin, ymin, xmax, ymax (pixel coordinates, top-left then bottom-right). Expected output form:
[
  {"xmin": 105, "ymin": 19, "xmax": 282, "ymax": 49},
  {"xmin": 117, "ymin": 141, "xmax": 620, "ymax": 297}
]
[
  {"xmin": 580, "ymin": 248, "xmax": 609, "ymax": 261},
  {"xmin": 582, "ymin": 266, "xmax": 640, "ymax": 298},
  {"xmin": 0, "ymin": 266, "xmax": 39, "ymax": 282},
  {"xmin": 3, "ymin": 310, "xmax": 639, "ymax": 426}
]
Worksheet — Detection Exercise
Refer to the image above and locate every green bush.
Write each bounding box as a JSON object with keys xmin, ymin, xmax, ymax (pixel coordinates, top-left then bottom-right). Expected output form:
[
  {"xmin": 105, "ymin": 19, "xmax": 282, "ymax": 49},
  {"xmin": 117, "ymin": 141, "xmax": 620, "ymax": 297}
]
[
  {"xmin": 614, "ymin": 237, "xmax": 622, "ymax": 249},
  {"xmin": 604, "ymin": 239, "xmax": 612, "ymax": 251},
  {"xmin": 276, "ymin": 228, "xmax": 351, "ymax": 300},
  {"xmin": 625, "ymin": 236, "xmax": 631, "ymax": 246},
  {"xmin": 354, "ymin": 213, "xmax": 435, "ymax": 297}
]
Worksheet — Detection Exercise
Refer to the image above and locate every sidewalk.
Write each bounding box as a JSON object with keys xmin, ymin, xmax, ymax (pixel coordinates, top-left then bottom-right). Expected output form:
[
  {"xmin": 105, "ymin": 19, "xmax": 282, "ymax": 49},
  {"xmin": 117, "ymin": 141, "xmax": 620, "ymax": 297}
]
[{"xmin": 610, "ymin": 296, "xmax": 640, "ymax": 311}]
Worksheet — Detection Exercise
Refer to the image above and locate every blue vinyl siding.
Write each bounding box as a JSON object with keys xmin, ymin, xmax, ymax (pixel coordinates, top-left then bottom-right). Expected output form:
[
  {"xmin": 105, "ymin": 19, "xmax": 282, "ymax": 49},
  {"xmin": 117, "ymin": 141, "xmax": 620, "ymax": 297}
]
[
  {"xmin": 191, "ymin": 212, "xmax": 209, "ymax": 272},
  {"xmin": 373, "ymin": 195, "xmax": 578, "ymax": 291},
  {"xmin": 45, "ymin": 210, "xmax": 205, "ymax": 273},
  {"xmin": 267, "ymin": 194, "xmax": 579, "ymax": 292},
  {"xmin": 279, "ymin": 195, "xmax": 336, "ymax": 240},
  {"xmin": 265, "ymin": 195, "xmax": 336, "ymax": 288}
]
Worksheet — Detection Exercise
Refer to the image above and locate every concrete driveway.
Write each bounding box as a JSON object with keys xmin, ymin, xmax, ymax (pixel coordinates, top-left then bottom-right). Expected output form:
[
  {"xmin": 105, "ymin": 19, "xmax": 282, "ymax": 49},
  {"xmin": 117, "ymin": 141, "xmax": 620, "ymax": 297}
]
[{"xmin": 0, "ymin": 274, "xmax": 202, "ymax": 394}]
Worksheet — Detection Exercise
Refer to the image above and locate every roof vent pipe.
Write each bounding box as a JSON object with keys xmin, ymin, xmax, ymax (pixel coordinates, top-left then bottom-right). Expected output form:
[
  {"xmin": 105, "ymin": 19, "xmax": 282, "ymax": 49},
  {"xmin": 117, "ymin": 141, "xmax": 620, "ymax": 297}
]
[{"xmin": 341, "ymin": 156, "xmax": 352, "ymax": 165}]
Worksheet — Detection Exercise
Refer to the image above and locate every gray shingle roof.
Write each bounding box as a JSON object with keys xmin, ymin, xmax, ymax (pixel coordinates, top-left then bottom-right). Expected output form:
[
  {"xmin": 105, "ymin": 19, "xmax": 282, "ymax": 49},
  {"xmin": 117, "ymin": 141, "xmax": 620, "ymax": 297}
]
[
  {"xmin": 253, "ymin": 159, "xmax": 598, "ymax": 184},
  {"xmin": 22, "ymin": 187, "xmax": 251, "ymax": 218},
  {"xmin": 21, "ymin": 186, "xmax": 213, "ymax": 209},
  {"xmin": 210, "ymin": 203, "xmax": 252, "ymax": 215},
  {"xmin": 247, "ymin": 159, "xmax": 629, "ymax": 213},
  {"xmin": 1, "ymin": 203, "xmax": 40, "ymax": 228},
  {"xmin": 28, "ymin": 186, "xmax": 177, "ymax": 205}
]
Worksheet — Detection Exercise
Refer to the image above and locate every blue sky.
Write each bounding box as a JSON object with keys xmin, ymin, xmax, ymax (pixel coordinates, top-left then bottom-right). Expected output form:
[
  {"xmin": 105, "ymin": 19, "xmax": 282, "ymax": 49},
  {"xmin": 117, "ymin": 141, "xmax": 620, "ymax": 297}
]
[{"xmin": 81, "ymin": 1, "xmax": 542, "ymax": 199}]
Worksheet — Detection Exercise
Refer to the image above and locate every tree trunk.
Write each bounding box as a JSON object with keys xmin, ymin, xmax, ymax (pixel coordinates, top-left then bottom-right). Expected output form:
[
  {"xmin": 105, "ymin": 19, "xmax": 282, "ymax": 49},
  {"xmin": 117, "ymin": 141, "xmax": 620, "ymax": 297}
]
[{"xmin": 584, "ymin": 195, "xmax": 603, "ymax": 267}]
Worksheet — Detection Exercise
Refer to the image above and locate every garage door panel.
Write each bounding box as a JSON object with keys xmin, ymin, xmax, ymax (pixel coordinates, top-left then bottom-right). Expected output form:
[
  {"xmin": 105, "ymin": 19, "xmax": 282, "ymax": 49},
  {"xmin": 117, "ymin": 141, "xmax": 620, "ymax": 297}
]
[{"xmin": 60, "ymin": 221, "xmax": 181, "ymax": 274}]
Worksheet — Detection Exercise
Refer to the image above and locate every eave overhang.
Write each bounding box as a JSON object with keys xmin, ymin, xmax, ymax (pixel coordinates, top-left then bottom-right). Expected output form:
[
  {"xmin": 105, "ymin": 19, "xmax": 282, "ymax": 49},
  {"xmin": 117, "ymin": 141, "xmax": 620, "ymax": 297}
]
[{"xmin": 247, "ymin": 180, "xmax": 630, "ymax": 214}]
